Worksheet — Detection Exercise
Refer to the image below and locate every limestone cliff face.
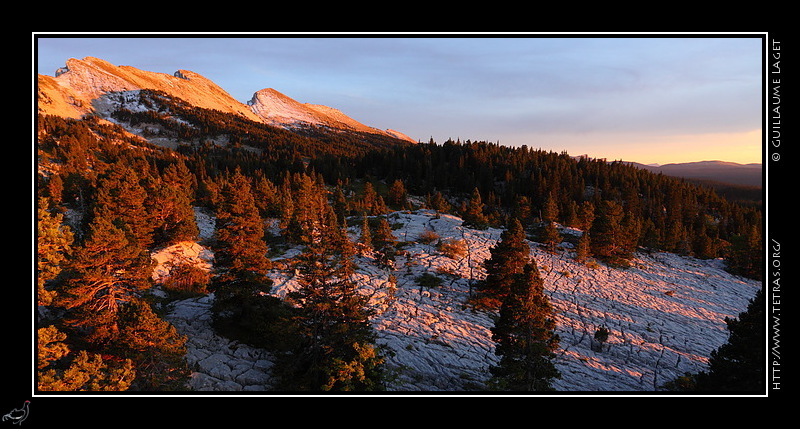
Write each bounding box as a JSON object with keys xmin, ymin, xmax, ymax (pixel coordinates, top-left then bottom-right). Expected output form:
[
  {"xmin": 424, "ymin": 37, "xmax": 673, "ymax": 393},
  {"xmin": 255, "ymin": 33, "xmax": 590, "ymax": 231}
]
[
  {"xmin": 38, "ymin": 56, "xmax": 262, "ymax": 122},
  {"xmin": 37, "ymin": 56, "xmax": 415, "ymax": 142},
  {"xmin": 247, "ymin": 87, "xmax": 376, "ymax": 133}
]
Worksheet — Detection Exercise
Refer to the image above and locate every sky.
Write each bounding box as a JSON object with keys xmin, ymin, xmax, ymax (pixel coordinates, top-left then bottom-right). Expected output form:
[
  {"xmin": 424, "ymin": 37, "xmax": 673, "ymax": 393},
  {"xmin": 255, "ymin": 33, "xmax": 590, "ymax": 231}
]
[{"xmin": 34, "ymin": 33, "xmax": 765, "ymax": 165}]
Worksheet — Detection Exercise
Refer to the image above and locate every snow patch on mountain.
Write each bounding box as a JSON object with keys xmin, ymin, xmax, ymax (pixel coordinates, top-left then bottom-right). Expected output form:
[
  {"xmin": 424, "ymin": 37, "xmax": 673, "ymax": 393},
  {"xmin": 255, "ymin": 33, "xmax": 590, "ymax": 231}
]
[
  {"xmin": 38, "ymin": 56, "xmax": 416, "ymax": 143},
  {"xmin": 157, "ymin": 208, "xmax": 760, "ymax": 393}
]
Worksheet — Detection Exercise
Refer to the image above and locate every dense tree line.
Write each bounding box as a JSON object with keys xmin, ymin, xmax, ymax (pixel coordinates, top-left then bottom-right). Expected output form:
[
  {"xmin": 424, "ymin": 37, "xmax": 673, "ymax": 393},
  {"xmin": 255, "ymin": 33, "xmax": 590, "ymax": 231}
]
[{"xmin": 310, "ymin": 139, "xmax": 764, "ymax": 278}]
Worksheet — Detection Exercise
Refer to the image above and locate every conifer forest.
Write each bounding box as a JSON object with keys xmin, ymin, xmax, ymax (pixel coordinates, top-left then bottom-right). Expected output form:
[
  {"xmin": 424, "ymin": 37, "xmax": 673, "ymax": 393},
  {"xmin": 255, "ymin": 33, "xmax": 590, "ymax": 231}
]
[{"xmin": 35, "ymin": 90, "xmax": 765, "ymax": 394}]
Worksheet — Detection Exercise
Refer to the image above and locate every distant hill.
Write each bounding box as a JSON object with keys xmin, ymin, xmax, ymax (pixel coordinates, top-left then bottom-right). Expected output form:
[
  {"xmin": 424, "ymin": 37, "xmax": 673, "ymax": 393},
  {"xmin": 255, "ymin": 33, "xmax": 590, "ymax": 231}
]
[{"xmin": 628, "ymin": 160, "xmax": 763, "ymax": 188}]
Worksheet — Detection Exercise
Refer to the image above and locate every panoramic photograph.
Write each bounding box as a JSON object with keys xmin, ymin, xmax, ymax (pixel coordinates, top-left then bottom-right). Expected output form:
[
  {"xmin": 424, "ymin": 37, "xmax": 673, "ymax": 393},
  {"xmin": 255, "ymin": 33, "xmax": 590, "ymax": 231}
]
[{"xmin": 25, "ymin": 33, "xmax": 775, "ymax": 417}]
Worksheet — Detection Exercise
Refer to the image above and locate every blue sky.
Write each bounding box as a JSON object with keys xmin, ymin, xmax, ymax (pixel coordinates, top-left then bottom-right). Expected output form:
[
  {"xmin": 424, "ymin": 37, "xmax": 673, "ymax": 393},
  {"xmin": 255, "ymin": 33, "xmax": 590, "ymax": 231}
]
[{"xmin": 35, "ymin": 34, "xmax": 764, "ymax": 165}]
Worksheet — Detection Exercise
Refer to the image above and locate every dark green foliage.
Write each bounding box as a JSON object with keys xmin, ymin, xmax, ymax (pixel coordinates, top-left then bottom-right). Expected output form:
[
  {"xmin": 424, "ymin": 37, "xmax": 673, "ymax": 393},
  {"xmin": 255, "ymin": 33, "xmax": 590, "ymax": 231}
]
[
  {"xmin": 275, "ymin": 201, "xmax": 387, "ymax": 391},
  {"xmin": 372, "ymin": 216, "xmax": 399, "ymax": 267},
  {"xmin": 574, "ymin": 232, "xmax": 591, "ymax": 263},
  {"xmin": 539, "ymin": 221, "xmax": 562, "ymax": 253},
  {"xmin": 416, "ymin": 272, "xmax": 443, "ymax": 288},
  {"xmin": 213, "ymin": 289, "xmax": 301, "ymax": 353},
  {"xmin": 703, "ymin": 288, "xmax": 765, "ymax": 391},
  {"xmin": 113, "ymin": 299, "xmax": 191, "ymax": 391},
  {"xmin": 212, "ymin": 168, "xmax": 272, "ymax": 284},
  {"xmin": 725, "ymin": 222, "xmax": 764, "ymax": 281},
  {"xmin": 512, "ymin": 195, "xmax": 533, "ymax": 227},
  {"xmin": 478, "ymin": 218, "xmax": 530, "ymax": 308},
  {"xmin": 311, "ymin": 140, "xmax": 762, "ymax": 280},
  {"xmin": 462, "ymin": 187, "xmax": 489, "ymax": 229},
  {"xmin": 253, "ymin": 173, "xmax": 282, "ymax": 219},
  {"xmin": 590, "ymin": 200, "xmax": 636, "ymax": 267},
  {"xmin": 92, "ymin": 161, "xmax": 155, "ymax": 250},
  {"xmin": 147, "ymin": 161, "xmax": 200, "ymax": 247},
  {"xmin": 428, "ymin": 191, "xmax": 451, "ymax": 213},
  {"xmin": 490, "ymin": 262, "xmax": 561, "ymax": 391},
  {"xmin": 387, "ymin": 179, "xmax": 409, "ymax": 210},
  {"xmin": 110, "ymin": 89, "xmax": 411, "ymax": 160},
  {"xmin": 209, "ymin": 169, "xmax": 275, "ymax": 345},
  {"xmin": 37, "ymin": 198, "xmax": 74, "ymax": 306},
  {"xmin": 332, "ymin": 184, "xmax": 350, "ymax": 225}
]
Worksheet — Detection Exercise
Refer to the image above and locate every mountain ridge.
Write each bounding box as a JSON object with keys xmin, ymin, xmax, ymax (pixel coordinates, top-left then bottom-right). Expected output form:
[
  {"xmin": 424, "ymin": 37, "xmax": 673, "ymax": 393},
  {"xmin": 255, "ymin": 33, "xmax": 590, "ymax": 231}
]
[
  {"xmin": 628, "ymin": 160, "xmax": 763, "ymax": 188},
  {"xmin": 37, "ymin": 56, "xmax": 416, "ymax": 143}
]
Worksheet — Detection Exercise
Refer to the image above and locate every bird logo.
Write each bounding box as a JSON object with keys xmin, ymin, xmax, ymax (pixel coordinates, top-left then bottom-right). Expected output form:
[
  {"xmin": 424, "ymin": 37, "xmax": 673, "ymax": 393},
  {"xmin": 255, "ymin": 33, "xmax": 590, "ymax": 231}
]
[{"xmin": 1, "ymin": 401, "xmax": 29, "ymax": 425}]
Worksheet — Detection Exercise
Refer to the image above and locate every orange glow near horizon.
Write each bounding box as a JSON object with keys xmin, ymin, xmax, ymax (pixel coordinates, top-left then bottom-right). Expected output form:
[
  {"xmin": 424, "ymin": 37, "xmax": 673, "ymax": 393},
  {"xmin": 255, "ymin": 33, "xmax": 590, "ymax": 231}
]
[{"xmin": 532, "ymin": 128, "xmax": 763, "ymax": 166}]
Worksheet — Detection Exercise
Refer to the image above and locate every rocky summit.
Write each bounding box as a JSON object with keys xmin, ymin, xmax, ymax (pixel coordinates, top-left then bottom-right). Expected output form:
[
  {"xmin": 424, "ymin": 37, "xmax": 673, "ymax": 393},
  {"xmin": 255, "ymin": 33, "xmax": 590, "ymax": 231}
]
[{"xmin": 37, "ymin": 56, "xmax": 414, "ymax": 142}]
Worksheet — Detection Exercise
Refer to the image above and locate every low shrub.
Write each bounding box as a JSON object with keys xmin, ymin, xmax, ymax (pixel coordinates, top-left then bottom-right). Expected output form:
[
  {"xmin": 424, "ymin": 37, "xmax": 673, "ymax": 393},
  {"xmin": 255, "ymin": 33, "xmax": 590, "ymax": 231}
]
[
  {"xmin": 416, "ymin": 273, "xmax": 443, "ymax": 288},
  {"xmin": 162, "ymin": 261, "xmax": 210, "ymax": 296},
  {"xmin": 418, "ymin": 229, "xmax": 440, "ymax": 245},
  {"xmin": 437, "ymin": 239, "xmax": 467, "ymax": 259}
]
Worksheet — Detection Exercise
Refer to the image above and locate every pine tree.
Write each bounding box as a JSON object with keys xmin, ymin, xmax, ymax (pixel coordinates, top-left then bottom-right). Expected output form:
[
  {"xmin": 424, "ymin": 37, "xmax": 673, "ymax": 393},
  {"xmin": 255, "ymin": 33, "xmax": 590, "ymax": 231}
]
[
  {"xmin": 358, "ymin": 213, "xmax": 372, "ymax": 249},
  {"xmin": 463, "ymin": 187, "xmax": 489, "ymax": 229},
  {"xmin": 726, "ymin": 223, "xmax": 764, "ymax": 281},
  {"xmin": 146, "ymin": 172, "xmax": 199, "ymax": 246},
  {"xmin": 92, "ymin": 162, "xmax": 154, "ymax": 251},
  {"xmin": 490, "ymin": 262, "xmax": 561, "ymax": 391},
  {"xmin": 361, "ymin": 182, "xmax": 379, "ymax": 215},
  {"xmin": 278, "ymin": 201, "xmax": 386, "ymax": 391},
  {"xmin": 540, "ymin": 221, "xmax": 562, "ymax": 253},
  {"xmin": 478, "ymin": 218, "xmax": 530, "ymax": 308},
  {"xmin": 253, "ymin": 174, "xmax": 281, "ymax": 218},
  {"xmin": 373, "ymin": 216, "xmax": 398, "ymax": 250},
  {"xmin": 538, "ymin": 193, "xmax": 562, "ymax": 252},
  {"xmin": 286, "ymin": 172, "xmax": 329, "ymax": 245},
  {"xmin": 429, "ymin": 191, "xmax": 451, "ymax": 213},
  {"xmin": 45, "ymin": 173, "xmax": 65, "ymax": 207},
  {"xmin": 373, "ymin": 216, "xmax": 398, "ymax": 267},
  {"xmin": 37, "ymin": 197, "xmax": 73, "ymax": 306},
  {"xmin": 696, "ymin": 288, "xmax": 765, "ymax": 392},
  {"xmin": 387, "ymin": 179, "xmax": 408, "ymax": 210},
  {"xmin": 512, "ymin": 195, "xmax": 533, "ymax": 227},
  {"xmin": 590, "ymin": 200, "xmax": 630, "ymax": 266},
  {"xmin": 541, "ymin": 192, "xmax": 559, "ymax": 224},
  {"xmin": 113, "ymin": 299, "xmax": 190, "ymax": 390},
  {"xmin": 37, "ymin": 325, "xmax": 136, "ymax": 391},
  {"xmin": 574, "ymin": 231, "xmax": 591, "ymax": 264},
  {"xmin": 278, "ymin": 178, "xmax": 295, "ymax": 232},
  {"xmin": 332, "ymin": 184, "xmax": 350, "ymax": 225},
  {"xmin": 57, "ymin": 215, "xmax": 153, "ymax": 345},
  {"xmin": 640, "ymin": 218, "xmax": 662, "ymax": 251},
  {"xmin": 211, "ymin": 169, "xmax": 273, "ymax": 335},
  {"xmin": 212, "ymin": 169, "xmax": 271, "ymax": 284},
  {"xmin": 374, "ymin": 195, "xmax": 389, "ymax": 215},
  {"xmin": 577, "ymin": 200, "xmax": 595, "ymax": 232},
  {"xmin": 619, "ymin": 210, "xmax": 642, "ymax": 259}
]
